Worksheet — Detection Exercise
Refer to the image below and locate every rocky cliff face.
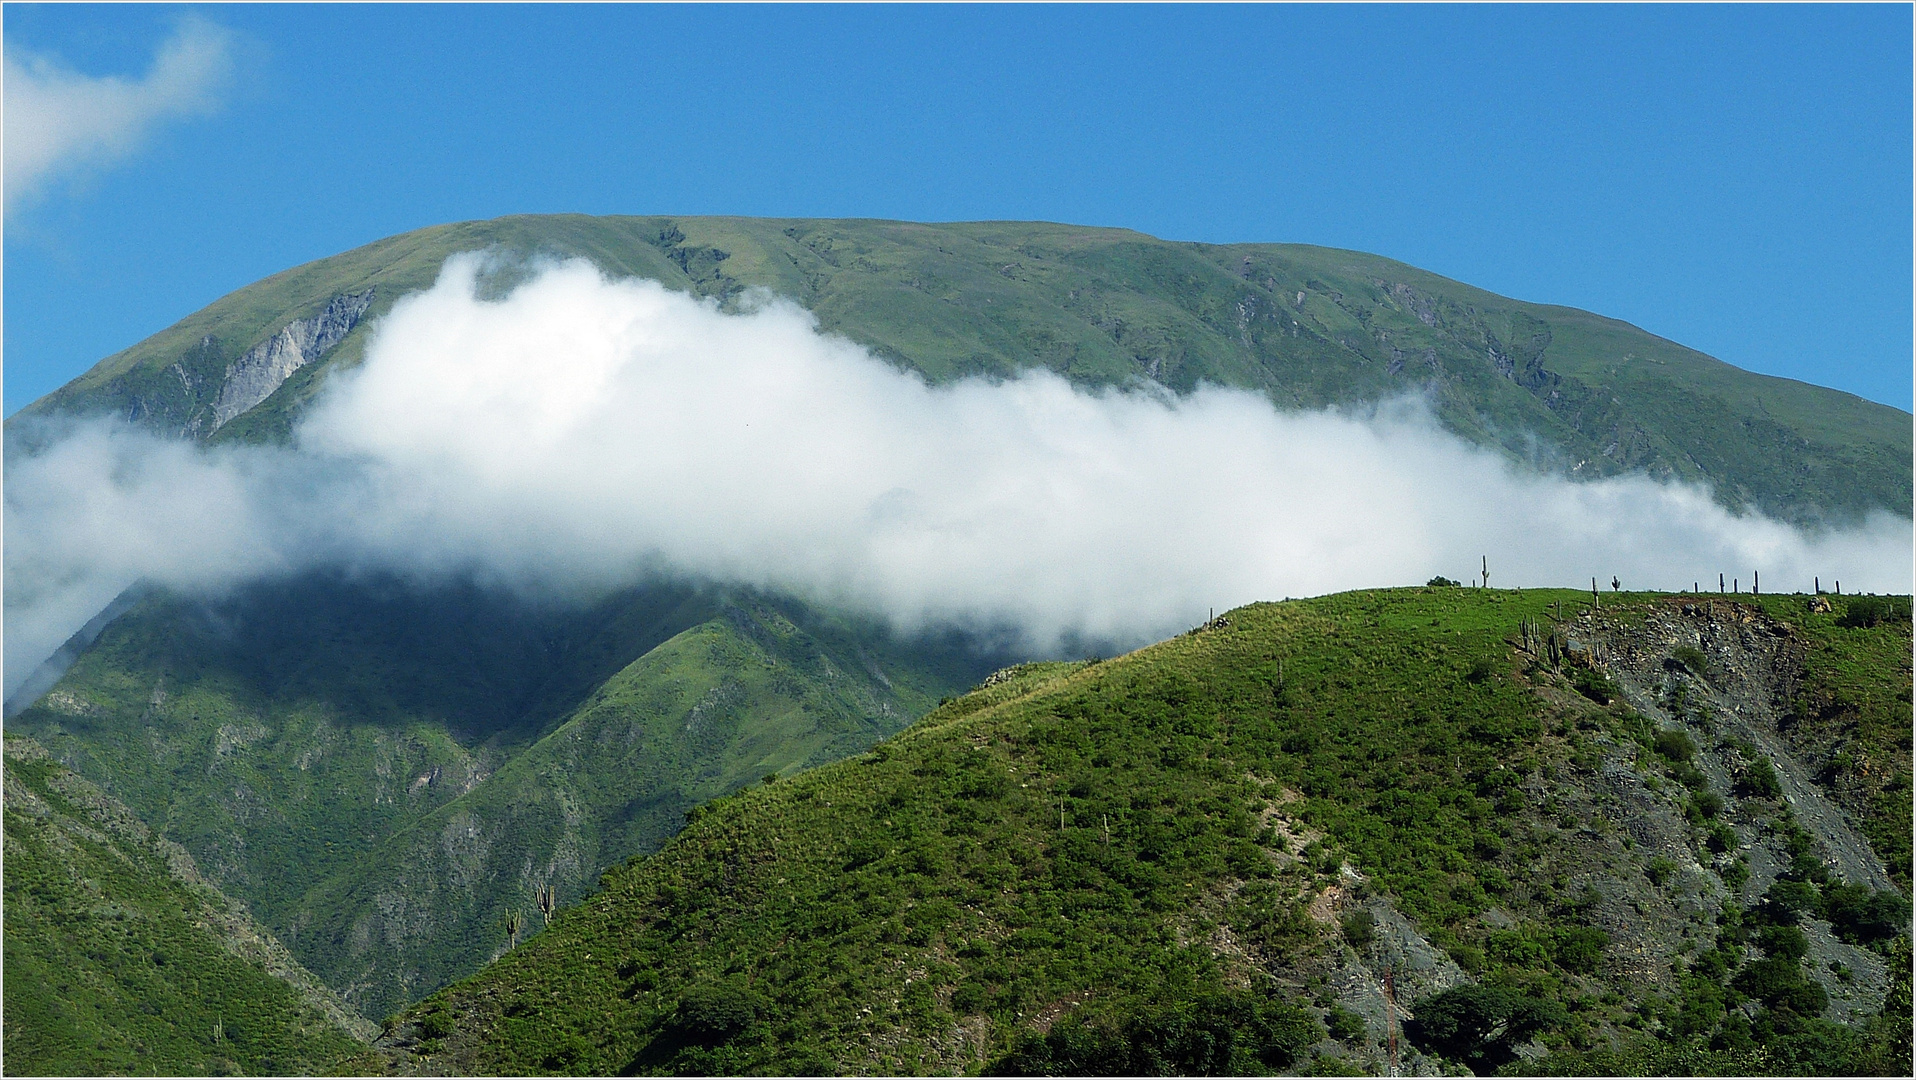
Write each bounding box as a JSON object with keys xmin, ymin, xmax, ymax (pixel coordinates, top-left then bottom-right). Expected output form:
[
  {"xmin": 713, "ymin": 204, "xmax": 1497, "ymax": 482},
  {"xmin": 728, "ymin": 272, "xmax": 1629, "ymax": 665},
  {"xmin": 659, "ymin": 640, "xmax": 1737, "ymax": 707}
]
[{"xmin": 210, "ymin": 290, "xmax": 374, "ymax": 432}]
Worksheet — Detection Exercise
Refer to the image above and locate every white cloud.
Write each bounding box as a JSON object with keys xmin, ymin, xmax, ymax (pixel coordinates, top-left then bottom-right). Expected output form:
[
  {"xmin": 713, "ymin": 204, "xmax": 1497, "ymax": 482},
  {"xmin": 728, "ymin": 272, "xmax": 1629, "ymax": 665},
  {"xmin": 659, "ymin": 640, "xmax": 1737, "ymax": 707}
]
[
  {"xmin": 4, "ymin": 18, "xmax": 233, "ymax": 211},
  {"xmin": 6, "ymin": 254, "xmax": 1910, "ymax": 697}
]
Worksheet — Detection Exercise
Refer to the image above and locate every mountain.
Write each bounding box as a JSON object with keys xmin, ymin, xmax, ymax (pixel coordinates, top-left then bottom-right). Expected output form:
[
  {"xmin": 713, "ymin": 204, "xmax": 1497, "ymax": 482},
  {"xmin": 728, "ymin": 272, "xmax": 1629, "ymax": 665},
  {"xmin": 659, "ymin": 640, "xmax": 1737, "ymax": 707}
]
[
  {"xmin": 13, "ymin": 215, "xmax": 1910, "ymax": 525},
  {"xmin": 3, "ymin": 735, "xmax": 372, "ymax": 1075},
  {"xmin": 5, "ymin": 216, "xmax": 1910, "ymax": 1070},
  {"xmin": 6, "ymin": 575, "xmax": 1002, "ymax": 1023},
  {"xmin": 351, "ymin": 588, "xmax": 1910, "ymax": 1077}
]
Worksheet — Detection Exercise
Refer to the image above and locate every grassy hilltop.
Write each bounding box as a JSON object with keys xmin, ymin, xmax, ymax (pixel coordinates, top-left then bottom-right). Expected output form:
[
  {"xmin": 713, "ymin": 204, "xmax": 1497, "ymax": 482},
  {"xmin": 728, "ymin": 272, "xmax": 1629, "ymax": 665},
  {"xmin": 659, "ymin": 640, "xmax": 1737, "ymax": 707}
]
[
  {"xmin": 14, "ymin": 215, "xmax": 1910, "ymax": 525},
  {"xmin": 353, "ymin": 587, "xmax": 1911, "ymax": 1077}
]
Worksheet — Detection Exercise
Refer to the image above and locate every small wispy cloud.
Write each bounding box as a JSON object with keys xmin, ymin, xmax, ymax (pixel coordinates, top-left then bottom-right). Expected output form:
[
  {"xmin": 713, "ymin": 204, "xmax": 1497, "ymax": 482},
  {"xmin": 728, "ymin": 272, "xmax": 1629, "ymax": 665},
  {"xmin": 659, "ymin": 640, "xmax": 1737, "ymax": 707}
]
[{"xmin": 4, "ymin": 17, "xmax": 233, "ymax": 212}]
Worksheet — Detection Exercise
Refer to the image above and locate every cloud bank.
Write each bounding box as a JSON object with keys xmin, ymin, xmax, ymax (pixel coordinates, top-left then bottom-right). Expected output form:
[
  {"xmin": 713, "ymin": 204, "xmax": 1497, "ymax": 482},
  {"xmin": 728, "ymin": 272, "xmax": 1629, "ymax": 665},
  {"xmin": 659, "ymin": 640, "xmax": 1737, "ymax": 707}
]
[
  {"xmin": 4, "ymin": 18, "xmax": 233, "ymax": 211},
  {"xmin": 7, "ymin": 254, "xmax": 1910, "ymax": 696}
]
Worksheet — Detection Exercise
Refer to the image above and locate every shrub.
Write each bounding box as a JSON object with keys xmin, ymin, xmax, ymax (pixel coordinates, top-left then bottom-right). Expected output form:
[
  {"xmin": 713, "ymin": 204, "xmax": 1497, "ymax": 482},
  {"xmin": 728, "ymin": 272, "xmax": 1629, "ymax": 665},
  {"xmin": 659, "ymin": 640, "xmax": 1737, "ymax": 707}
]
[
  {"xmin": 1426, "ymin": 576, "xmax": 1460, "ymax": 588},
  {"xmin": 1570, "ymin": 667, "xmax": 1617, "ymax": 705},
  {"xmin": 1324, "ymin": 1003, "xmax": 1367, "ymax": 1043},
  {"xmin": 1836, "ymin": 595, "xmax": 1912, "ymax": 629},
  {"xmin": 1732, "ymin": 957, "xmax": 1828, "ymax": 1017},
  {"xmin": 1704, "ymin": 820, "xmax": 1738, "ymax": 854},
  {"xmin": 950, "ymin": 983, "xmax": 988, "ymax": 1015},
  {"xmin": 1821, "ymin": 884, "xmax": 1912, "ymax": 946},
  {"xmin": 415, "ymin": 1007, "xmax": 455, "ymax": 1040},
  {"xmin": 1669, "ymin": 645, "xmax": 1710, "ymax": 677},
  {"xmin": 1761, "ymin": 880, "xmax": 1822, "ymax": 924},
  {"xmin": 669, "ymin": 982, "xmax": 761, "ymax": 1046},
  {"xmin": 993, "ymin": 992, "xmax": 1323, "ymax": 1076},
  {"xmin": 1689, "ymin": 791, "xmax": 1725, "ymax": 820},
  {"xmin": 1646, "ymin": 857, "xmax": 1679, "ymax": 887},
  {"xmin": 1550, "ymin": 926, "xmax": 1609, "ymax": 974},
  {"xmin": 1735, "ymin": 757, "xmax": 1782, "ymax": 799},
  {"xmin": 1406, "ymin": 984, "xmax": 1566, "ymax": 1069},
  {"xmin": 1654, "ymin": 729, "xmax": 1697, "ymax": 763},
  {"xmin": 1341, "ymin": 909, "xmax": 1375, "ymax": 949},
  {"xmin": 1488, "ymin": 929, "xmax": 1549, "ymax": 970},
  {"xmin": 1756, "ymin": 924, "xmax": 1809, "ymax": 962}
]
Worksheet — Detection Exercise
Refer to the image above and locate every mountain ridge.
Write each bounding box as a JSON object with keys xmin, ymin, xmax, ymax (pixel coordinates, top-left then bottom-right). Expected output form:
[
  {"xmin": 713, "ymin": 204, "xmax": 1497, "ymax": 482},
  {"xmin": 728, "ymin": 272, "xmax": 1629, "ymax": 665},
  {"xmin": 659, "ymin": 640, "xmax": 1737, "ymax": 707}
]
[{"xmin": 12, "ymin": 214, "xmax": 1909, "ymax": 525}]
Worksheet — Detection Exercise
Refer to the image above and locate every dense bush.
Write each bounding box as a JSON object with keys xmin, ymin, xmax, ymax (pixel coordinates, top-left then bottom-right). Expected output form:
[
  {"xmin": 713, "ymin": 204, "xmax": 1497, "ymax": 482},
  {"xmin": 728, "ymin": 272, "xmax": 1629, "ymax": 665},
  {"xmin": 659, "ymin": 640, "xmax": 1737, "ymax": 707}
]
[
  {"xmin": 1341, "ymin": 909, "xmax": 1375, "ymax": 949},
  {"xmin": 1669, "ymin": 645, "xmax": 1710, "ymax": 677},
  {"xmin": 1569, "ymin": 666, "xmax": 1617, "ymax": 705},
  {"xmin": 1654, "ymin": 729, "xmax": 1697, "ymax": 763},
  {"xmin": 1837, "ymin": 595, "xmax": 1912, "ymax": 629},
  {"xmin": 1735, "ymin": 756, "xmax": 1783, "ymax": 798},
  {"xmin": 1407, "ymin": 983, "xmax": 1565, "ymax": 1069},
  {"xmin": 994, "ymin": 992, "xmax": 1322, "ymax": 1076},
  {"xmin": 1819, "ymin": 883, "xmax": 1911, "ymax": 947}
]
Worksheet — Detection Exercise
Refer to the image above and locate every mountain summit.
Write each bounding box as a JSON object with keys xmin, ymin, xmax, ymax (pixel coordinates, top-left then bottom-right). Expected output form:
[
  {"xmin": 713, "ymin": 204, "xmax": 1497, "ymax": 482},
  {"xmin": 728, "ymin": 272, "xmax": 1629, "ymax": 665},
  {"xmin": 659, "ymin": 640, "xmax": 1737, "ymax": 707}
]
[{"xmin": 16, "ymin": 215, "xmax": 1910, "ymax": 524}]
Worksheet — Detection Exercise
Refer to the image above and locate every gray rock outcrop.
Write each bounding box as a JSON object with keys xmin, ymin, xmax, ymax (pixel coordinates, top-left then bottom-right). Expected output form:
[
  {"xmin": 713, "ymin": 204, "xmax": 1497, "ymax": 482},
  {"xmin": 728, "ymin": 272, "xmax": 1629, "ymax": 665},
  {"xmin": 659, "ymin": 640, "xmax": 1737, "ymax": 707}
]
[{"xmin": 210, "ymin": 290, "xmax": 374, "ymax": 430}]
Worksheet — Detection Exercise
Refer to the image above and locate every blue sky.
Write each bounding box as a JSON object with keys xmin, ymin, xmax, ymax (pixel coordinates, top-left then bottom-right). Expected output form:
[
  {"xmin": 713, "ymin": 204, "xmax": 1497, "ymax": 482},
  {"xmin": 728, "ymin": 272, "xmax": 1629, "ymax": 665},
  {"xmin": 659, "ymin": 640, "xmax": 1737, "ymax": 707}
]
[{"xmin": 5, "ymin": 3, "xmax": 1911, "ymax": 416}]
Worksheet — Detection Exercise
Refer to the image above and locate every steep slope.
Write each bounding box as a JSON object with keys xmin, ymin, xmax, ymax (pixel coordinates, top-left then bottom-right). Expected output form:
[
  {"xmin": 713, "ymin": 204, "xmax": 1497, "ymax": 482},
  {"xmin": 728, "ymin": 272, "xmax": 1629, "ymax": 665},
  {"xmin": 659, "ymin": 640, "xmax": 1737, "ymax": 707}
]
[
  {"xmin": 360, "ymin": 589, "xmax": 1909, "ymax": 1076},
  {"xmin": 8, "ymin": 575, "xmax": 1001, "ymax": 1022},
  {"xmin": 13, "ymin": 216, "xmax": 1907, "ymax": 524},
  {"xmin": 286, "ymin": 593, "xmax": 992, "ymax": 1021},
  {"xmin": 3, "ymin": 735, "xmax": 371, "ymax": 1076}
]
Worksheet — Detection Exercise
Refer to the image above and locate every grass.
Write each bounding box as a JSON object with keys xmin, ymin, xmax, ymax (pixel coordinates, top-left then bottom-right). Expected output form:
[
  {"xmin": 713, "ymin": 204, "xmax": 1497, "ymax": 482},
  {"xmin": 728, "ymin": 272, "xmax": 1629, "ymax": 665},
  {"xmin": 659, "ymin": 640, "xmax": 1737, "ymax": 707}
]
[
  {"xmin": 374, "ymin": 587, "xmax": 1910, "ymax": 1075},
  {"xmin": 3, "ymin": 739, "xmax": 367, "ymax": 1076},
  {"xmin": 12, "ymin": 215, "xmax": 1907, "ymax": 524},
  {"xmin": 9, "ymin": 574, "xmax": 1001, "ymax": 1022}
]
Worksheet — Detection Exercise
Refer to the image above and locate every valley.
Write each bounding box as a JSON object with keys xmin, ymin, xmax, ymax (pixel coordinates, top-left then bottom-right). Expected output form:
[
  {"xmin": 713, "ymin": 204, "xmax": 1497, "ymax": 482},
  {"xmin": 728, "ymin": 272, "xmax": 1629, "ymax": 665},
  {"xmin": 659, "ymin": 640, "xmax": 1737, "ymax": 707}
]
[{"xmin": 4, "ymin": 215, "xmax": 1909, "ymax": 1076}]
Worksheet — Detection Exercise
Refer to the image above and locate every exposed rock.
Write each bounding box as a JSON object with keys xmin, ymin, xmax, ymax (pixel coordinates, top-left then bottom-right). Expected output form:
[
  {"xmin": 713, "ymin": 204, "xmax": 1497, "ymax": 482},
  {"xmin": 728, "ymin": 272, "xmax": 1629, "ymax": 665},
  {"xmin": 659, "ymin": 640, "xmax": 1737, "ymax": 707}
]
[{"xmin": 210, "ymin": 290, "xmax": 373, "ymax": 430}]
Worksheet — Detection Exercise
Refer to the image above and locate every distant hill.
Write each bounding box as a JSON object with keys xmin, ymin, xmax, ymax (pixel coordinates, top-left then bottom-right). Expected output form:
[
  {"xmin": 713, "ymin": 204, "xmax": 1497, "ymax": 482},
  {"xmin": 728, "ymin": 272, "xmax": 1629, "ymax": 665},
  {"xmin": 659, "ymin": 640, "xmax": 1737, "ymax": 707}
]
[
  {"xmin": 353, "ymin": 588, "xmax": 1912, "ymax": 1077},
  {"xmin": 3, "ymin": 735, "xmax": 371, "ymax": 1075},
  {"xmin": 13, "ymin": 215, "xmax": 1910, "ymax": 525},
  {"xmin": 6, "ymin": 575, "xmax": 1003, "ymax": 1022},
  {"xmin": 6, "ymin": 217, "xmax": 1910, "ymax": 1071}
]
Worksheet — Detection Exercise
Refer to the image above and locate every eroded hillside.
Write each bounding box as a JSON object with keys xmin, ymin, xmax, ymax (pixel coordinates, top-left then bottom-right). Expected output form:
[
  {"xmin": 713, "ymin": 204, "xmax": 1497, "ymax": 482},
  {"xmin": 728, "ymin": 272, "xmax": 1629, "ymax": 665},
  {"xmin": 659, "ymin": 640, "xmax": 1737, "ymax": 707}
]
[{"xmin": 353, "ymin": 588, "xmax": 1911, "ymax": 1076}]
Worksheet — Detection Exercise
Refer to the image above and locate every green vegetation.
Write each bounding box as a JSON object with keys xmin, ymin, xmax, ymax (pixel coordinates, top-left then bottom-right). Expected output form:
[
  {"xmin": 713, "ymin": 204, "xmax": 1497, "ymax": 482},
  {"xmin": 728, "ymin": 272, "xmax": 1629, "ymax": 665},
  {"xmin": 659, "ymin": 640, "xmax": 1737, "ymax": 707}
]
[
  {"xmin": 13, "ymin": 216, "xmax": 1908, "ymax": 525},
  {"xmin": 9, "ymin": 573, "xmax": 999, "ymax": 1021},
  {"xmin": 357, "ymin": 588, "xmax": 1910, "ymax": 1075},
  {"xmin": 1408, "ymin": 983, "xmax": 1566, "ymax": 1071},
  {"xmin": 3, "ymin": 737, "xmax": 367, "ymax": 1075},
  {"xmin": 1747, "ymin": 593, "xmax": 1914, "ymax": 892}
]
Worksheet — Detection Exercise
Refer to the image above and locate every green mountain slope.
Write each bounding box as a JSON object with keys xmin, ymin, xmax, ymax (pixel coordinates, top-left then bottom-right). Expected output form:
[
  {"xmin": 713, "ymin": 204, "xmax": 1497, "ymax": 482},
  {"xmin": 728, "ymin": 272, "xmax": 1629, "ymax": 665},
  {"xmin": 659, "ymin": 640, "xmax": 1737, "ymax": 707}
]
[
  {"xmin": 7, "ymin": 576, "xmax": 1001, "ymax": 1023},
  {"xmin": 14, "ymin": 216, "xmax": 1909, "ymax": 524},
  {"xmin": 359, "ymin": 588, "xmax": 1910, "ymax": 1076},
  {"xmin": 3, "ymin": 735, "xmax": 371, "ymax": 1076}
]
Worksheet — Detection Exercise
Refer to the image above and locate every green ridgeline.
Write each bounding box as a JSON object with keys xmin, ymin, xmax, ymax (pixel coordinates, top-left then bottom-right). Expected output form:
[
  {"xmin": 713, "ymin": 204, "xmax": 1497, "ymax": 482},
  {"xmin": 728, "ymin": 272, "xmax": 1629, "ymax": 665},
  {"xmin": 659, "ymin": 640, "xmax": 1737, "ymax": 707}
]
[
  {"xmin": 8, "ymin": 574, "xmax": 1001, "ymax": 1023},
  {"xmin": 3, "ymin": 736, "xmax": 371, "ymax": 1076},
  {"xmin": 358, "ymin": 588, "xmax": 1910, "ymax": 1077},
  {"xmin": 13, "ymin": 216, "xmax": 1908, "ymax": 525}
]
